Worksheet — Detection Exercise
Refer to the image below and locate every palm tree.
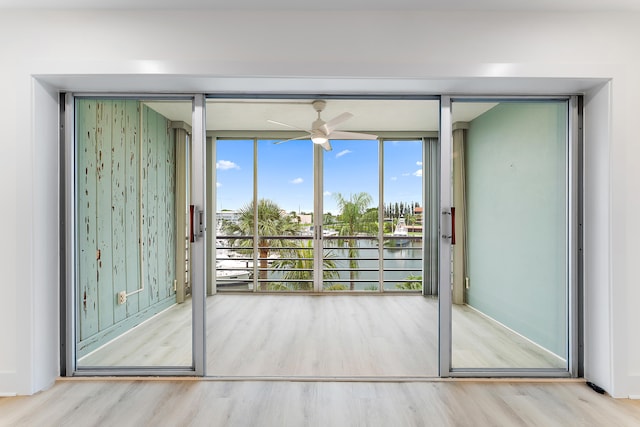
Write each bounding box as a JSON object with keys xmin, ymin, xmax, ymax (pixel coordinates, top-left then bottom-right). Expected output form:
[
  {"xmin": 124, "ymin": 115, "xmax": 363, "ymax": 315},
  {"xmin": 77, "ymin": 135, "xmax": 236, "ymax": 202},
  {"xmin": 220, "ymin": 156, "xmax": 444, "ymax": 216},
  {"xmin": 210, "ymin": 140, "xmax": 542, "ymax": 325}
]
[
  {"xmin": 220, "ymin": 199, "xmax": 300, "ymax": 290},
  {"xmin": 395, "ymin": 274, "xmax": 423, "ymax": 290},
  {"xmin": 333, "ymin": 192, "xmax": 375, "ymax": 290},
  {"xmin": 270, "ymin": 241, "xmax": 339, "ymax": 290}
]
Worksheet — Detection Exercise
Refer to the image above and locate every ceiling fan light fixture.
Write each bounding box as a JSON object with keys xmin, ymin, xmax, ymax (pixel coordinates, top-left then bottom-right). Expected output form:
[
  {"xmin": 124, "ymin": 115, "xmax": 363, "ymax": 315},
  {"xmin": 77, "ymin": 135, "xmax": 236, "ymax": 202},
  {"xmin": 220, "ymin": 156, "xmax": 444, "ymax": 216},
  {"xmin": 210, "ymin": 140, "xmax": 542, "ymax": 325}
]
[{"xmin": 311, "ymin": 136, "xmax": 328, "ymax": 145}]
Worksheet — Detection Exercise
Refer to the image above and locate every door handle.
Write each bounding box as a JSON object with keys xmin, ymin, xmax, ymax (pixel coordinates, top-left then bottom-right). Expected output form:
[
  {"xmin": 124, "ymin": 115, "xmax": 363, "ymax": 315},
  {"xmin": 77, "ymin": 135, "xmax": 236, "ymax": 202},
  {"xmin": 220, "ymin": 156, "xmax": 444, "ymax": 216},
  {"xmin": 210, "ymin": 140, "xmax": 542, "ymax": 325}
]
[
  {"xmin": 451, "ymin": 207, "xmax": 456, "ymax": 245},
  {"xmin": 442, "ymin": 207, "xmax": 456, "ymax": 245},
  {"xmin": 190, "ymin": 205, "xmax": 204, "ymax": 242}
]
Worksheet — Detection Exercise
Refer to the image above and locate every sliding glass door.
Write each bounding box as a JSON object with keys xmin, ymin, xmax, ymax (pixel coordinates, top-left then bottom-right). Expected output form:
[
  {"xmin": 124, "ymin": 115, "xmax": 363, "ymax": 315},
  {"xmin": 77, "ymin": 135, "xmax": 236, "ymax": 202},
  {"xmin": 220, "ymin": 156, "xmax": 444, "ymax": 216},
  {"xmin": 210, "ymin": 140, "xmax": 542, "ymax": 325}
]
[
  {"xmin": 66, "ymin": 94, "xmax": 578, "ymax": 378},
  {"xmin": 71, "ymin": 96, "xmax": 201, "ymax": 372},
  {"xmin": 440, "ymin": 97, "xmax": 578, "ymax": 376}
]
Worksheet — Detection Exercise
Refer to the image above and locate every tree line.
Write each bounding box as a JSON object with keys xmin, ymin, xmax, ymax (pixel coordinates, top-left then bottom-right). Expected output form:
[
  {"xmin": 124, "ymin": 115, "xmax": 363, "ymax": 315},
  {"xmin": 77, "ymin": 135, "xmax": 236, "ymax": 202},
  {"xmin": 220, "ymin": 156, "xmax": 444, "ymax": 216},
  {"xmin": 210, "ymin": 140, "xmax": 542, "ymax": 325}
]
[{"xmin": 384, "ymin": 201, "xmax": 421, "ymax": 219}]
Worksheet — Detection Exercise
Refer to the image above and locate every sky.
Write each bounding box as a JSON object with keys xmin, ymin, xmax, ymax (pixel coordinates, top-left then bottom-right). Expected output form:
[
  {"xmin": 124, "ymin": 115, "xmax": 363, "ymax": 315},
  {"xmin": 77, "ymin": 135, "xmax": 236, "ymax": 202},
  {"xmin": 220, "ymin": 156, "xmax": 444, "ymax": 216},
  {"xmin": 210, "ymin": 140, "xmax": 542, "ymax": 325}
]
[{"xmin": 215, "ymin": 138, "xmax": 423, "ymax": 215}]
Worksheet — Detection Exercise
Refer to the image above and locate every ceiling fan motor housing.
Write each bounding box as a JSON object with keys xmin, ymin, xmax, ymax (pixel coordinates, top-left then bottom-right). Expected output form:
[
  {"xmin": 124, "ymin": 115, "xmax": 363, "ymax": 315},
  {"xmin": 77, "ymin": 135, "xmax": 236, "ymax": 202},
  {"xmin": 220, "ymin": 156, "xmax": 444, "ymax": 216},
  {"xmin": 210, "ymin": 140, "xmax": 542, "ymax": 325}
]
[
  {"xmin": 312, "ymin": 100, "xmax": 327, "ymax": 133},
  {"xmin": 312, "ymin": 99, "xmax": 327, "ymax": 113}
]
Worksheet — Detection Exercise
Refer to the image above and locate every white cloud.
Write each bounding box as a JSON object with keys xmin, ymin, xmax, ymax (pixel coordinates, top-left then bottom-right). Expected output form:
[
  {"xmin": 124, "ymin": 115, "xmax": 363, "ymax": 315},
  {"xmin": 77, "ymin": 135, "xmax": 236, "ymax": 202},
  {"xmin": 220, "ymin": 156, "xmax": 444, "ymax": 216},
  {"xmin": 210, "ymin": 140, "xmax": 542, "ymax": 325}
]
[
  {"xmin": 324, "ymin": 191, "xmax": 332, "ymax": 196},
  {"xmin": 416, "ymin": 161, "xmax": 423, "ymax": 166},
  {"xmin": 336, "ymin": 149, "xmax": 352, "ymax": 158},
  {"xmin": 413, "ymin": 169, "xmax": 423, "ymax": 177},
  {"xmin": 290, "ymin": 177, "xmax": 304, "ymax": 184},
  {"xmin": 216, "ymin": 160, "xmax": 239, "ymax": 170},
  {"xmin": 390, "ymin": 176, "xmax": 398, "ymax": 181},
  {"xmin": 216, "ymin": 182, "xmax": 222, "ymax": 188},
  {"xmin": 402, "ymin": 172, "xmax": 410, "ymax": 177}
]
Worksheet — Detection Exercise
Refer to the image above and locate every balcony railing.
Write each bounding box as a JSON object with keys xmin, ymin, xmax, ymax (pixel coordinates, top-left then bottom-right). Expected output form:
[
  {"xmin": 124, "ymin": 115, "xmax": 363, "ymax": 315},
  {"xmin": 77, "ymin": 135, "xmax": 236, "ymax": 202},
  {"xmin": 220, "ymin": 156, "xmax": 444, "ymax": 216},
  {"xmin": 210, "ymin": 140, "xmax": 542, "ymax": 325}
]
[{"xmin": 215, "ymin": 234, "xmax": 423, "ymax": 292}]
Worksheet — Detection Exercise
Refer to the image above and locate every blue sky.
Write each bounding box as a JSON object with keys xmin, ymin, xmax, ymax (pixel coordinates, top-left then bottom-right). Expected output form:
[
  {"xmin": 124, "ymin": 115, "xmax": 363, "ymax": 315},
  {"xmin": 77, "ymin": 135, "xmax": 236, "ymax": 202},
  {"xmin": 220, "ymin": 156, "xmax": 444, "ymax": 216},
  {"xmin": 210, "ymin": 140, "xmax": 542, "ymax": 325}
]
[{"xmin": 215, "ymin": 139, "xmax": 423, "ymax": 215}]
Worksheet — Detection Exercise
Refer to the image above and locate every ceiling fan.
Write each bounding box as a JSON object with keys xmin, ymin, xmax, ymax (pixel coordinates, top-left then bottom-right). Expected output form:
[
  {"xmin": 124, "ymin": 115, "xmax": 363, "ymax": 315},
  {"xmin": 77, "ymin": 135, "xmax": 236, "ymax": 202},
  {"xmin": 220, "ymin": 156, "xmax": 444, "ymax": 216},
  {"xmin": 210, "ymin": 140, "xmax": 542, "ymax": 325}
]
[{"xmin": 268, "ymin": 100, "xmax": 378, "ymax": 151}]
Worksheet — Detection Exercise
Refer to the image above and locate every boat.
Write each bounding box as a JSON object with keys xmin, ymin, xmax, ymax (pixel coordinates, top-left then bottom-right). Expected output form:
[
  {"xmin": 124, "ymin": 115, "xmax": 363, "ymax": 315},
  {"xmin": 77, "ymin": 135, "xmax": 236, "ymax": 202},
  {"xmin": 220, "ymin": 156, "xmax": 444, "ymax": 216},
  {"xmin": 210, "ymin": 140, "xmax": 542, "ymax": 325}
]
[
  {"xmin": 216, "ymin": 250, "xmax": 253, "ymax": 288},
  {"xmin": 390, "ymin": 217, "xmax": 410, "ymax": 247}
]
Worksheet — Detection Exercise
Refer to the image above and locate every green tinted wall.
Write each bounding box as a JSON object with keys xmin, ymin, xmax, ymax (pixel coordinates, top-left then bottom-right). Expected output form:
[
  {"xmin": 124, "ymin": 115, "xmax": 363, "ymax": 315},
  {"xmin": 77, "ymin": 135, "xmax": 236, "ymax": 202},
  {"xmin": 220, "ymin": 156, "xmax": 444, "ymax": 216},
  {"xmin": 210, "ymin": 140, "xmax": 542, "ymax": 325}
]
[
  {"xmin": 76, "ymin": 100, "xmax": 176, "ymax": 357},
  {"xmin": 465, "ymin": 102, "xmax": 568, "ymax": 358}
]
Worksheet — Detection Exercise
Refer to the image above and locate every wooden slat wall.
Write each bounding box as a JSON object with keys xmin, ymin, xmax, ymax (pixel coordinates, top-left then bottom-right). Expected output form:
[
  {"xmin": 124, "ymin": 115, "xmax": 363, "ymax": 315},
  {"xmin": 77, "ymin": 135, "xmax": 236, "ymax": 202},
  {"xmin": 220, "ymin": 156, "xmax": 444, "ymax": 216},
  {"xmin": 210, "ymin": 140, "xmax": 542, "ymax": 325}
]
[
  {"xmin": 142, "ymin": 105, "xmax": 176, "ymax": 304},
  {"xmin": 141, "ymin": 105, "xmax": 154, "ymax": 309},
  {"xmin": 165, "ymin": 114, "xmax": 177, "ymax": 297},
  {"xmin": 96, "ymin": 101, "xmax": 114, "ymax": 330},
  {"xmin": 174, "ymin": 129, "xmax": 189, "ymax": 303},
  {"xmin": 124, "ymin": 101, "xmax": 141, "ymax": 314},
  {"xmin": 76, "ymin": 100, "xmax": 177, "ymax": 356},
  {"xmin": 77, "ymin": 99, "xmax": 99, "ymax": 339},
  {"xmin": 112, "ymin": 101, "xmax": 127, "ymax": 324}
]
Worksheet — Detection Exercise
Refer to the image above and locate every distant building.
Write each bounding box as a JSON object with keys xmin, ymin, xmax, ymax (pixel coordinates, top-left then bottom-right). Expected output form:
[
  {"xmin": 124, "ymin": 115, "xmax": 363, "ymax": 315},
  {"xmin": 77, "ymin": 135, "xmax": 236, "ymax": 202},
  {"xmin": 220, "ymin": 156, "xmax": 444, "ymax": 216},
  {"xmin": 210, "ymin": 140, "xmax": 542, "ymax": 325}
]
[
  {"xmin": 414, "ymin": 207, "xmax": 423, "ymax": 226},
  {"xmin": 218, "ymin": 210, "xmax": 240, "ymax": 222},
  {"xmin": 297, "ymin": 214, "xmax": 313, "ymax": 224}
]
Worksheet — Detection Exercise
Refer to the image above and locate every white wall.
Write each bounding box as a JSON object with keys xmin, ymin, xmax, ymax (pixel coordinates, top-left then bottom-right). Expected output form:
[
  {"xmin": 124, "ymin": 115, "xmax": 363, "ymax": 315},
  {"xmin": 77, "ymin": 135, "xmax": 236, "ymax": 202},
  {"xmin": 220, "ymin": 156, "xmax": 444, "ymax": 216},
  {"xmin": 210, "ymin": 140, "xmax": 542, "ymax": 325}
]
[
  {"xmin": 0, "ymin": 9, "xmax": 638, "ymax": 397},
  {"xmin": 31, "ymin": 80, "xmax": 61, "ymax": 393},
  {"xmin": 583, "ymin": 83, "xmax": 613, "ymax": 393}
]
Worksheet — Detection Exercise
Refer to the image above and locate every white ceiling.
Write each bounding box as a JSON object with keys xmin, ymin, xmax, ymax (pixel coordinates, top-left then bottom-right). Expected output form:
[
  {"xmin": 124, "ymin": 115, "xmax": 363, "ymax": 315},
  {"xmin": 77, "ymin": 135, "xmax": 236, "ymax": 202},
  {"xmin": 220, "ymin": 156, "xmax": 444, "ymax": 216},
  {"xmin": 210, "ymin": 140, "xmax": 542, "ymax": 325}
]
[
  {"xmin": 1, "ymin": 0, "xmax": 639, "ymax": 10},
  {"xmin": 145, "ymin": 98, "xmax": 495, "ymax": 133}
]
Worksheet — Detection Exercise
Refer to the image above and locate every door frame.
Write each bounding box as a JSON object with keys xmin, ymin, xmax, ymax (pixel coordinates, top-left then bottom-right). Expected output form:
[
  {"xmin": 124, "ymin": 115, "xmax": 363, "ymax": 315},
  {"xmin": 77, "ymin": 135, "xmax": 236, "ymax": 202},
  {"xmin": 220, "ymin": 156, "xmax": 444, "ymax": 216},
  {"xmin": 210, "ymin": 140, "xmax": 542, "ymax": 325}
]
[
  {"xmin": 438, "ymin": 95, "xmax": 581, "ymax": 378},
  {"xmin": 63, "ymin": 93, "xmax": 206, "ymax": 376},
  {"xmin": 62, "ymin": 92, "xmax": 581, "ymax": 378}
]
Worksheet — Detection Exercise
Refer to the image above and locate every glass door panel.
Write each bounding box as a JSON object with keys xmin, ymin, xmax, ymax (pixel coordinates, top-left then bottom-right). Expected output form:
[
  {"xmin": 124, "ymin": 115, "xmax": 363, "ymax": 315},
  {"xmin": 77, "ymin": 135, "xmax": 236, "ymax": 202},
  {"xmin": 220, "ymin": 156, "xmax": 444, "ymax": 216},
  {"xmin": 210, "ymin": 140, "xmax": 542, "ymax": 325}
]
[
  {"xmin": 75, "ymin": 98, "xmax": 193, "ymax": 368},
  {"xmin": 322, "ymin": 139, "xmax": 379, "ymax": 291},
  {"xmin": 382, "ymin": 140, "xmax": 424, "ymax": 292},
  {"xmin": 214, "ymin": 139, "xmax": 255, "ymax": 292},
  {"xmin": 256, "ymin": 139, "xmax": 314, "ymax": 291},
  {"xmin": 449, "ymin": 100, "xmax": 569, "ymax": 370},
  {"xmin": 205, "ymin": 97, "xmax": 440, "ymax": 378}
]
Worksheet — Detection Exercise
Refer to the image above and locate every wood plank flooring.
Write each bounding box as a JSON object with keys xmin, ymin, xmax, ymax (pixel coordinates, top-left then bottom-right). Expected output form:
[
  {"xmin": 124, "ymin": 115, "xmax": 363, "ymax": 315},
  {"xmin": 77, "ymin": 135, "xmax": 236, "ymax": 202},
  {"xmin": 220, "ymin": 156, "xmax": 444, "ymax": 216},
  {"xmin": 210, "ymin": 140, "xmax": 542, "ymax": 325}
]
[
  {"xmin": 79, "ymin": 295, "xmax": 564, "ymax": 376},
  {"xmin": 452, "ymin": 304, "xmax": 566, "ymax": 369},
  {"xmin": 206, "ymin": 295, "xmax": 438, "ymax": 377},
  {"xmin": 2, "ymin": 379, "xmax": 640, "ymax": 426}
]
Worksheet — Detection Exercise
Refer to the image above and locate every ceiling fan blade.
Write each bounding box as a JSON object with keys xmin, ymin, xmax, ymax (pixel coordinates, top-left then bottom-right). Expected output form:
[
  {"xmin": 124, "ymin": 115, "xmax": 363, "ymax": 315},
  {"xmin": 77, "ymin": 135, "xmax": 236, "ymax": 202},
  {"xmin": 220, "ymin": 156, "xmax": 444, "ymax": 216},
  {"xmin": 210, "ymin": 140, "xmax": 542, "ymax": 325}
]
[
  {"xmin": 327, "ymin": 130, "xmax": 379, "ymax": 140},
  {"xmin": 320, "ymin": 140, "xmax": 332, "ymax": 151},
  {"xmin": 321, "ymin": 112, "xmax": 354, "ymax": 134},
  {"xmin": 273, "ymin": 135, "xmax": 311, "ymax": 145},
  {"xmin": 268, "ymin": 119, "xmax": 310, "ymax": 133}
]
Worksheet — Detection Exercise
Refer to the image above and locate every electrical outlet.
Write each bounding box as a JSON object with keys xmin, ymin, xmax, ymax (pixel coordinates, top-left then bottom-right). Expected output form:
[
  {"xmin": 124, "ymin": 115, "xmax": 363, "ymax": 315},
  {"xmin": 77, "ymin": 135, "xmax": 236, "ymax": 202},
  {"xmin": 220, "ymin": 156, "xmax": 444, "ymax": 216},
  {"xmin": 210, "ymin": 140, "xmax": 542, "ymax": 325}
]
[{"xmin": 117, "ymin": 291, "xmax": 127, "ymax": 305}]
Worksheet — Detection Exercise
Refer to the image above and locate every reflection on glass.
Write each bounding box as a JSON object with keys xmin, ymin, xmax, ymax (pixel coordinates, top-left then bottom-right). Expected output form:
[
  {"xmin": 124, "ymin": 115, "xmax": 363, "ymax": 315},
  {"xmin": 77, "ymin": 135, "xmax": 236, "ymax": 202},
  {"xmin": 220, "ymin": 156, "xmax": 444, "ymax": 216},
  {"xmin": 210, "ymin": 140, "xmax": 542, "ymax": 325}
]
[
  {"xmin": 75, "ymin": 98, "xmax": 192, "ymax": 367},
  {"xmin": 450, "ymin": 101, "xmax": 568, "ymax": 369}
]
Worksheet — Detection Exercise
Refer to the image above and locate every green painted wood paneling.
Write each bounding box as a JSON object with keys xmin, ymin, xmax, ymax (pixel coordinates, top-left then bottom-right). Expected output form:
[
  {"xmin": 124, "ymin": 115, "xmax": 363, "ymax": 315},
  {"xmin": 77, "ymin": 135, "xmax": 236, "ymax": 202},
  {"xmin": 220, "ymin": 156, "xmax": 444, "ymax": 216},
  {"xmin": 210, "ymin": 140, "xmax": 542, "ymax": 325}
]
[
  {"xmin": 156, "ymin": 109, "xmax": 169, "ymax": 300},
  {"xmin": 167, "ymin": 122, "xmax": 176, "ymax": 297},
  {"xmin": 140, "ymin": 106, "xmax": 151, "ymax": 310},
  {"xmin": 77, "ymin": 99, "xmax": 99, "ymax": 340},
  {"xmin": 143, "ymin": 105, "xmax": 158, "ymax": 306},
  {"xmin": 96, "ymin": 101, "xmax": 115, "ymax": 330},
  {"xmin": 76, "ymin": 99, "xmax": 177, "ymax": 358},
  {"xmin": 124, "ymin": 101, "xmax": 141, "ymax": 314},
  {"xmin": 111, "ymin": 100, "xmax": 127, "ymax": 324},
  {"xmin": 140, "ymin": 105, "xmax": 178, "ymax": 303}
]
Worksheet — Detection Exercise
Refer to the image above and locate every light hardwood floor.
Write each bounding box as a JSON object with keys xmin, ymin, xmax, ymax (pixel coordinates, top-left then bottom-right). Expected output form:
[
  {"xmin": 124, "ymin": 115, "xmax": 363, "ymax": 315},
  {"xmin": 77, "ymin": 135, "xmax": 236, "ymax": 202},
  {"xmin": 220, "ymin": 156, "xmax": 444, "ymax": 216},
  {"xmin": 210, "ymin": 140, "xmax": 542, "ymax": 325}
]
[
  {"xmin": 2, "ymin": 379, "xmax": 640, "ymax": 426},
  {"xmin": 79, "ymin": 294, "xmax": 565, "ymax": 375},
  {"xmin": 206, "ymin": 295, "xmax": 439, "ymax": 377}
]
